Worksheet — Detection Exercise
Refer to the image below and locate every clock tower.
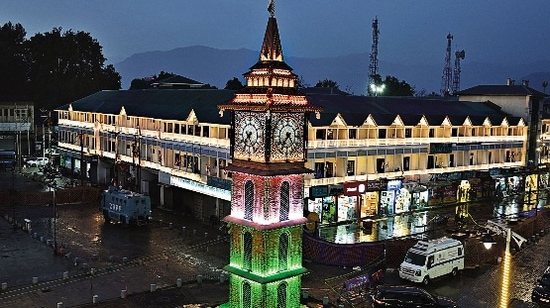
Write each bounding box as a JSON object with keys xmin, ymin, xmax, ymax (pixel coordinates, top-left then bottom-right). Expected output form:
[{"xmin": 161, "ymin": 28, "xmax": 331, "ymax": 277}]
[{"xmin": 218, "ymin": 2, "xmax": 321, "ymax": 308}]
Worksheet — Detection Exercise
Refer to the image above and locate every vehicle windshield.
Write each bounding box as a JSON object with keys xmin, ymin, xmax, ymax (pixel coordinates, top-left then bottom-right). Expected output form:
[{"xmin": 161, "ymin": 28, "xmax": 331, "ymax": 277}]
[
  {"xmin": 540, "ymin": 275, "xmax": 550, "ymax": 286},
  {"xmin": 404, "ymin": 252, "xmax": 426, "ymax": 266}
]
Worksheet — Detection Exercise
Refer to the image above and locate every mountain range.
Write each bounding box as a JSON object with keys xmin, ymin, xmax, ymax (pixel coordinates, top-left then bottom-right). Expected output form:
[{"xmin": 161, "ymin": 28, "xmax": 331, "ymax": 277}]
[{"xmin": 114, "ymin": 45, "xmax": 550, "ymax": 95}]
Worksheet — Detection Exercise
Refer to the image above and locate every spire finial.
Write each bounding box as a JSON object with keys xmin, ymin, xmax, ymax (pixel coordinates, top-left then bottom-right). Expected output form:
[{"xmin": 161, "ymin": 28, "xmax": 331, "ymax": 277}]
[{"xmin": 268, "ymin": 0, "xmax": 275, "ymax": 17}]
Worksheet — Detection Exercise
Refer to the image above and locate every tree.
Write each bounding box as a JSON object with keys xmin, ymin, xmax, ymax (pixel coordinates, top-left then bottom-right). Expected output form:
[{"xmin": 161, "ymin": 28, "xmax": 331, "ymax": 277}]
[
  {"xmin": 26, "ymin": 27, "xmax": 121, "ymax": 111},
  {"xmin": 369, "ymin": 74, "xmax": 415, "ymax": 96},
  {"xmin": 315, "ymin": 78, "xmax": 339, "ymax": 89},
  {"xmin": 224, "ymin": 77, "xmax": 244, "ymax": 90},
  {"xmin": 0, "ymin": 22, "xmax": 29, "ymax": 100},
  {"xmin": 129, "ymin": 71, "xmax": 178, "ymax": 90}
]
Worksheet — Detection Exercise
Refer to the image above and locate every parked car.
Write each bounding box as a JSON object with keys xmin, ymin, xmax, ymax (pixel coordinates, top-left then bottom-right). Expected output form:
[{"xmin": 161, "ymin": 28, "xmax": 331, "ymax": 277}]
[
  {"xmin": 26, "ymin": 157, "xmax": 49, "ymax": 167},
  {"xmin": 371, "ymin": 285, "xmax": 458, "ymax": 308},
  {"xmin": 532, "ymin": 263, "xmax": 550, "ymax": 306},
  {"xmin": 44, "ymin": 148, "xmax": 60, "ymax": 156}
]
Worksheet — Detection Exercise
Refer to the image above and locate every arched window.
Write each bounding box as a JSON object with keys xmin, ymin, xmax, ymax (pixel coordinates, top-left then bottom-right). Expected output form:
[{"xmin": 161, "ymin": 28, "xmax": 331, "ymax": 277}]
[
  {"xmin": 279, "ymin": 181, "xmax": 290, "ymax": 221},
  {"xmin": 243, "ymin": 281, "xmax": 252, "ymax": 308},
  {"xmin": 277, "ymin": 282, "xmax": 287, "ymax": 308},
  {"xmin": 278, "ymin": 233, "xmax": 288, "ymax": 271},
  {"xmin": 245, "ymin": 180, "xmax": 254, "ymax": 221},
  {"xmin": 243, "ymin": 231, "xmax": 252, "ymax": 271}
]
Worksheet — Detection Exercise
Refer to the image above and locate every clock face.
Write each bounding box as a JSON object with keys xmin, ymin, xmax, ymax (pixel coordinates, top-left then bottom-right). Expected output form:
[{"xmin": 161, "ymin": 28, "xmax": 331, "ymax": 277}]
[
  {"xmin": 236, "ymin": 113, "xmax": 263, "ymax": 157},
  {"xmin": 273, "ymin": 114, "xmax": 303, "ymax": 159}
]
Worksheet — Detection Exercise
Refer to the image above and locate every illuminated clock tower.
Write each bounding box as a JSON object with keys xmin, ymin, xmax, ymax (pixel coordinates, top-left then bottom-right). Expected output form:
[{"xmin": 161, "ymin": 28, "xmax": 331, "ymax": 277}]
[{"xmin": 218, "ymin": 3, "xmax": 321, "ymax": 308}]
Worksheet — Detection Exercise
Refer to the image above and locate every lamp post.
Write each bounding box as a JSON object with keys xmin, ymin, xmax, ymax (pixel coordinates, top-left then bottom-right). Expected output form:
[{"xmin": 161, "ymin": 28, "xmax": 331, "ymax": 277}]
[
  {"xmin": 482, "ymin": 220, "xmax": 527, "ymax": 308},
  {"xmin": 370, "ymin": 83, "xmax": 385, "ymax": 96}
]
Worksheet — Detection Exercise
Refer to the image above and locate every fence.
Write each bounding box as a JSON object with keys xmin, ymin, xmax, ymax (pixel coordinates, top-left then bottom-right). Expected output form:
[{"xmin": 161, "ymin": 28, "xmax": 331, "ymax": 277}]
[{"xmin": 0, "ymin": 186, "xmax": 102, "ymax": 207}]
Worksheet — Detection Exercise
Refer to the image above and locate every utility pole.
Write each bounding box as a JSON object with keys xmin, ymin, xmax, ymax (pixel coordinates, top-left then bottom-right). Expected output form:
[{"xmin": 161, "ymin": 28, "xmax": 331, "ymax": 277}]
[{"xmin": 79, "ymin": 131, "xmax": 84, "ymax": 186}]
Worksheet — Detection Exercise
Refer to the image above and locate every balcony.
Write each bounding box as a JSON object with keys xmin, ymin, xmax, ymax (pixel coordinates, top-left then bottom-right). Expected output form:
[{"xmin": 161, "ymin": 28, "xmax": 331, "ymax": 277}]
[
  {"xmin": 305, "ymin": 161, "xmax": 523, "ymax": 188},
  {"xmin": 307, "ymin": 136, "xmax": 525, "ymax": 149}
]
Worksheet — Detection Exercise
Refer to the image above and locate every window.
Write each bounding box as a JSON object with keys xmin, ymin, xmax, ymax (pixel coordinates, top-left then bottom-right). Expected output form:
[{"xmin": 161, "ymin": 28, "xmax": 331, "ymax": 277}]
[
  {"xmin": 348, "ymin": 129, "xmax": 356, "ymax": 139},
  {"xmin": 243, "ymin": 232, "xmax": 252, "ymax": 271},
  {"xmin": 378, "ymin": 129, "xmax": 386, "ymax": 139},
  {"xmin": 244, "ymin": 180, "xmax": 254, "ymax": 221},
  {"xmin": 315, "ymin": 129, "xmax": 326, "ymax": 140},
  {"xmin": 279, "ymin": 182, "xmax": 290, "ymax": 221},
  {"xmin": 278, "ymin": 233, "xmax": 288, "ymax": 271},
  {"xmin": 347, "ymin": 161, "xmax": 355, "ymax": 176},
  {"xmin": 243, "ymin": 282, "xmax": 251, "ymax": 308},
  {"xmin": 277, "ymin": 283, "xmax": 287, "ymax": 308},
  {"xmin": 405, "ymin": 128, "xmax": 412, "ymax": 138}
]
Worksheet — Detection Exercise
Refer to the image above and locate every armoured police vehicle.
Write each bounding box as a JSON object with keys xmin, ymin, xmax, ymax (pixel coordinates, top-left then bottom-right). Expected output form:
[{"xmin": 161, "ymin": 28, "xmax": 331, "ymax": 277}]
[{"xmin": 100, "ymin": 186, "xmax": 151, "ymax": 226}]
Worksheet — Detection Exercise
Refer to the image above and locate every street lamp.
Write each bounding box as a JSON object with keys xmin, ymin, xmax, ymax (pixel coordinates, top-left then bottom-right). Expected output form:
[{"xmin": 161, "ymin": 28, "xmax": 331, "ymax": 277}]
[
  {"xmin": 481, "ymin": 219, "xmax": 527, "ymax": 308},
  {"xmin": 370, "ymin": 83, "xmax": 385, "ymax": 96}
]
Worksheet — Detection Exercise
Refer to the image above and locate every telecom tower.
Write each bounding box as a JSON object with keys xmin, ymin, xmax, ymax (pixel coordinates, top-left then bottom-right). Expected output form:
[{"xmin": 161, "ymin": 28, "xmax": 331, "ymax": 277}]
[
  {"xmin": 368, "ymin": 17, "xmax": 379, "ymax": 95},
  {"xmin": 440, "ymin": 33, "xmax": 453, "ymax": 96},
  {"xmin": 452, "ymin": 50, "xmax": 465, "ymax": 94}
]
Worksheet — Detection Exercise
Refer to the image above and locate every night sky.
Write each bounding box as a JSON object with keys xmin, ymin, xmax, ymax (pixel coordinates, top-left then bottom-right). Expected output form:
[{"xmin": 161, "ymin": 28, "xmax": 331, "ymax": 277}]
[{"xmin": 3, "ymin": 1, "xmax": 550, "ymax": 68}]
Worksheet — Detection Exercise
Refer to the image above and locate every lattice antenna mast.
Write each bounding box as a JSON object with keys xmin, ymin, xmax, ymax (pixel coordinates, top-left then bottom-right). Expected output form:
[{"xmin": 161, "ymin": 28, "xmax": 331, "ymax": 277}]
[
  {"xmin": 441, "ymin": 33, "xmax": 453, "ymax": 96},
  {"xmin": 368, "ymin": 17, "xmax": 380, "ymax": 94},
  {"xmin": 452, "ymin": 50, "xmax": 465, "ymax": 94}
]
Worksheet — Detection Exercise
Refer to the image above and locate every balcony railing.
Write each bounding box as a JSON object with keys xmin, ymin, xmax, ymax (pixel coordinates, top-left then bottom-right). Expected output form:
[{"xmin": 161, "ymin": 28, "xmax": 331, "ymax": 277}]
[
  {"xmin": 305, "ymin": 161, "xmax": 523, "ymax": 187},
  {"xmin": 307, "ymin": 136, "xmax": 525, "ymax": 149}
]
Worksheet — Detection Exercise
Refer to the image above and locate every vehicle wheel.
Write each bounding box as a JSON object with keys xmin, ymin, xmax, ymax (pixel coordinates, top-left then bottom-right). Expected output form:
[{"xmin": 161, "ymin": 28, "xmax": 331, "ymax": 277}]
[
  {"xmin": 451, "ymin": 267, "xmax": 458, "ymax": 277},
  {"xmin": 422, "ymin": 276, "xmax": 430, "ymax": 285}
]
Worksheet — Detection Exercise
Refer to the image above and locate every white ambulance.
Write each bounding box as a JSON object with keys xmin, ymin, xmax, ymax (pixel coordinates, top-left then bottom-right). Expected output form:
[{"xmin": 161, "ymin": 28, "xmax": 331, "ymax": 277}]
[{"xmin": 399, "ymin": 237, "xmax": 464, "ymax": 285}]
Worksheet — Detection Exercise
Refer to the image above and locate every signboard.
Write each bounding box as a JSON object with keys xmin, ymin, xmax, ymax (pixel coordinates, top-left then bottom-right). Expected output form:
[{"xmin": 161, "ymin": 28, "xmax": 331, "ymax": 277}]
[
  {"xmin": 343, "ymin": 181, "xmax": 367, "ymax": 196},
  {"xmin": 429, "ymin": 143, "xmax": 453, "ymax": 154},
  {"xmin": 207, "ymin": 176, "xmax": 232, "ymax": 191},
  {"xmin": 310, "ymin": 185, "xmax": 329, "ymax": 198}
]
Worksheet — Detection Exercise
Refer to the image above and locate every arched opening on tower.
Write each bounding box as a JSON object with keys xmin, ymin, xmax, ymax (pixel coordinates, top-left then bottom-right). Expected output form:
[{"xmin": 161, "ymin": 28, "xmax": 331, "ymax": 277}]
[
  {"xmin": 245, "ymin": 180, "xmax": 254, "ymax": 221},
  {"xmin": 278, "ymin": 232, "xmax": 289, "ymax": 271},
  {"xmin": 243, "ymin": 281, "xmax": 252, "ymax": 308},
  {"xmin": 243, "ymin": 231, "xmax": 252, "ymax": 271},
  {"xmin": 280, "ymin": 181, "xmax": 290, "ymax": 221},
  {"xmin": 277, "ymin": 282, "xmax": 287, "ymax": 308}
]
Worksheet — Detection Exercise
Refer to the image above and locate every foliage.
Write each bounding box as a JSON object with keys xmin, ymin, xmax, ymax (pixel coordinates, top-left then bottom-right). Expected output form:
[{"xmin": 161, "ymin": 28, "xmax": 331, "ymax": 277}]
[
  {"xmin": 369, "ymin": 74, "xmax": 415, "ymax": 96},
  {"xmin": 129, "ymin": 71, "xmax": 177, "ymax": 90},
  {"xmin": 224, "ymin": 77, "xmax": 244, "ymax": 90},
  {"xmin": 0, "ymin": 23, "xmax": 121, "ymax": 111},
  {"xmin": 0, "ymin": 22, "xmax": 29, "ymax": 100},
  {"xmin": 315, "ymin": 78, "xmax": 339, "ymax": 89}
]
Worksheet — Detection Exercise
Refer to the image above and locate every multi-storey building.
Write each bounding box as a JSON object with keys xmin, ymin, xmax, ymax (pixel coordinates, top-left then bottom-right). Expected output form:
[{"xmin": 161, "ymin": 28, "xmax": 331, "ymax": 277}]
[
  {"xmin": 53, "ymin": 41, "xmax": 546, "ymax": 230},
  {"xmin": 0, "ymin": 102, "xmax": 34, "ymax": 167}
]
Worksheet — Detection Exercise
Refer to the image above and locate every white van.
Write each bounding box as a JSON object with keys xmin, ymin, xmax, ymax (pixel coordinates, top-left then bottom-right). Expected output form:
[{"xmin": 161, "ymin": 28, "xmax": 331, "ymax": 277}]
[{"xmin": 399, "ymin": 237, "xmax": 464, "ymax": 285}]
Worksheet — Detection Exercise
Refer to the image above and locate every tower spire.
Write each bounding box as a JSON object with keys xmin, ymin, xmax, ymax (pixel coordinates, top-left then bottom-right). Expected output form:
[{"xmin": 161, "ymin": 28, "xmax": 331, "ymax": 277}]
[{"xmin": 268, "ymin": 0, "xmax": 275, "ymax": 17}]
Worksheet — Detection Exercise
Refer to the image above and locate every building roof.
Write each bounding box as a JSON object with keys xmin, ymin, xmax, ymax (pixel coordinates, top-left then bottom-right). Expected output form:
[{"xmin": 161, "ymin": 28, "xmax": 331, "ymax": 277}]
[
  {"xmin": 151, "ymin": 75, "xmax": 213, "ymax": 89},
  {"xmin": 306, "ymin": 94, "xmax": 522, "ymax": 127},
  {"xmin": 57, "ymin": 89, "xmax": 235, "ymax": 124},
  {"xmin": 458, "ymin": 85, "xmax": 547, "ymax": 97},
  {"xmin": 57, "ymin": 89, "xmax": 523, "ymax": 128}
]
